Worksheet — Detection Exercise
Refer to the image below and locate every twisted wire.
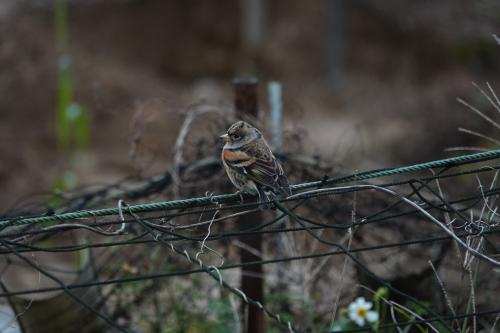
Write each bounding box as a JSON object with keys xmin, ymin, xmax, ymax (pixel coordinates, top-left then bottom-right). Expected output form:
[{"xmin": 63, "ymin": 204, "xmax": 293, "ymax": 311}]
[{"xmin": 2, "ymin": 149, "xmax": 500, "ymax": 228}]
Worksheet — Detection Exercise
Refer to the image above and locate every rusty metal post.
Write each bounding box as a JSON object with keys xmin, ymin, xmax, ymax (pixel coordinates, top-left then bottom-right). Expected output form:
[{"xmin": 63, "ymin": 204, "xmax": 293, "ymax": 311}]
[
  {"xmin": 233, "ymin": 78, "xmax": 264, "ymax": 333},
  {"xmin": 234, "ymin": 78, "xmax": 259, "ymax": 117}
]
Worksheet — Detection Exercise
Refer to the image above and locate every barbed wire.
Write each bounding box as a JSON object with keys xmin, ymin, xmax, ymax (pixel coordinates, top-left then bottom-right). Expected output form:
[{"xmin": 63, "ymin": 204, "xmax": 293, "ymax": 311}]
[
  {"xmin": 333, "ymin": 308, "xmax": 500, "ymax": 333},
  {"xmin": 2, "ymin": 149, "xmax": 500, "ymax": 228},
  {"xmin": 1, "ymin": 174, "xmax": 498, "ymax": 254},
  {"xmin": 1, "ymin": 150, "xmax": 500, "ymax": 332},
  {"xmin": 1, "ymin": 227, "xmax": 497, "ymax": 299}
]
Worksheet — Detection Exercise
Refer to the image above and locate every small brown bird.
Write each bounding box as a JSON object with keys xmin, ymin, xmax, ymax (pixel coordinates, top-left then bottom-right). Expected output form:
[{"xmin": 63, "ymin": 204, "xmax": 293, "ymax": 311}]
[{"xmin": 220, "ymin": 121, "xmax": 291, "ymax": 207}]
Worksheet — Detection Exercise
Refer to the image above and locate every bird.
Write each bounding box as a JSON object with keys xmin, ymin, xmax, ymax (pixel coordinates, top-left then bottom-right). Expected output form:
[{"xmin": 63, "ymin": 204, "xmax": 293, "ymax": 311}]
[{"xmin": 220, "ymin": 120, "xmax": 291, "ymax": 208}]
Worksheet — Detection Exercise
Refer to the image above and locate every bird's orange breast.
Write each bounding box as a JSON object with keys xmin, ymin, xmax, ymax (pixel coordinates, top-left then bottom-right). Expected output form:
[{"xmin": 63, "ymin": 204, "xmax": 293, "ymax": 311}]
[
  {"xmin": 223, "ymin": 149, "xmax": 256, "ymax": 166},
  {"xmin": 223, "ymin": 149, "xmax": 249, "ymax": 161}
]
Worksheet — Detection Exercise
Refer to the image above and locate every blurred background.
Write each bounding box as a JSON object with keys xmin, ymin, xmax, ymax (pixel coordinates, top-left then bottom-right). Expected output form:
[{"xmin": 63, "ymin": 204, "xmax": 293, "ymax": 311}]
[
  {"xmin": 1, "ymin": 1, "xmax": 500, "ymax": 332},
  {"xmin": 2, "ymin": 0, "xmax": 500, "ymax": 211}
]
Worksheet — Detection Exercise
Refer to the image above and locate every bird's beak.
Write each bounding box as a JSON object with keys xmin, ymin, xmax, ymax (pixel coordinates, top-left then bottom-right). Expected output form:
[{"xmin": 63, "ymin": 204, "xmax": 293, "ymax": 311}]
[{"xmin": 219, "ymin": 133, "xmax": 229, "ymax": 142}]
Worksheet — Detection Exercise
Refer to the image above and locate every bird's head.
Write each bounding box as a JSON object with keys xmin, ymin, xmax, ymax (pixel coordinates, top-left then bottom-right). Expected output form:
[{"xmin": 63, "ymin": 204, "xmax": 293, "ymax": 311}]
[{"xmin": 220, "ymin": 121, "xmax": 261, "ymax": 145}]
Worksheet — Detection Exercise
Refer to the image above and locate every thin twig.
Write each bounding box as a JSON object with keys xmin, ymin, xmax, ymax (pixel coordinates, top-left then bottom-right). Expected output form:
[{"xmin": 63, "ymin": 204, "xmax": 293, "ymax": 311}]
[
  {"xmin": 457, "ymin": 97, "xmax": 500, "ymax": 131},
  {"xmin": 472, "ymin": 82, "xmax": 500, "ymax": 115},
  {"xmin": 288, "ymin": 185, "xmax": 500, "ymax": 267},
  {"xmin": 329, "ymin": 227, "xmax": 353, "ymax": 326},
  {"xmin": 428, "ymin": 260, "xmax": 458, "ymax": 328},
  {"xmin": 458, "ymin": 128, "xmax": 500, "ymax": 146},
  {"xmin": 359, "ymin": 285, "xmax": 440, "ymax": 333}
]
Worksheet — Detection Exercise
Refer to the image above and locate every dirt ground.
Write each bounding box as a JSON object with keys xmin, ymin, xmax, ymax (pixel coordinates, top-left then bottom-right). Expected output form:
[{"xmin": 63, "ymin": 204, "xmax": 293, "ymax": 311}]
[
  {"xmin": 1, "ymin": 2, "xmax": 500, "ymax": 331},
  {"xmin": 1, "ymin": 0, "xmax": 499, "ymax": 210}
]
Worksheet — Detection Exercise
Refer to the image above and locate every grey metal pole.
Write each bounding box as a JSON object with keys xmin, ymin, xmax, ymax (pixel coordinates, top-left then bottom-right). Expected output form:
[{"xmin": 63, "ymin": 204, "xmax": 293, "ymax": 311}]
[
  {"xmin": 268, "ymin": 81, "xmax": 283, "ymax": 151},
  {"xmin": 327, "ymin": 0, "xmax": 345, "ymax": 87}
]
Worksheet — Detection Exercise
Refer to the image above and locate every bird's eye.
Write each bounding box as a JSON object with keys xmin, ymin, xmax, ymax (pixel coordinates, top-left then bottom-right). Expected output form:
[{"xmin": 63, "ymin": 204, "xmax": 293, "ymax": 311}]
[{"xmin": 231, "ymin": 134, "xmax": 240, "ymax": 140}]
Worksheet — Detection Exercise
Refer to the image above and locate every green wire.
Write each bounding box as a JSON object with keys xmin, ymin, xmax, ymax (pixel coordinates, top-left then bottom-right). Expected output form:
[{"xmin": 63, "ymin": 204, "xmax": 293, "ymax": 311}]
[{"xmin": 2, "ymin": 149, "xmax": 500, "ymax": 228}]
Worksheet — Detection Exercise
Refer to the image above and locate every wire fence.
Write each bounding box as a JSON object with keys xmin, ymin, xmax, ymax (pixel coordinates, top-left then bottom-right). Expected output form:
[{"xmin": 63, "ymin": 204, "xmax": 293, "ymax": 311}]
[{"xmin": 0, "ymin": 150, "xmax": 500, "ymax": 332}]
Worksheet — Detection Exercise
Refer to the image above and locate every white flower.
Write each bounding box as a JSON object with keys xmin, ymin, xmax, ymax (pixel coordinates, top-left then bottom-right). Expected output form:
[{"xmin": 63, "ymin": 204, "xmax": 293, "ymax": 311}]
[{"xmin": 348, "ymin": 297, "xmax": 379, "ymax": 327}]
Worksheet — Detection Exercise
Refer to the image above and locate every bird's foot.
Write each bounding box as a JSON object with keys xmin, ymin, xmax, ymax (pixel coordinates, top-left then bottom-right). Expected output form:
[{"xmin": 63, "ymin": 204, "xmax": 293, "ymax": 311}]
[
  {"xmin": 235, "ymin": 190, "xmax": 245, "ymax": 204},
  {"xmin": 258, "ymin": 201, "xmax": 274, "ymax": 211},
  {"xmin": 257, "ymin": 197, "xmax": 274, "ymax": 210}
]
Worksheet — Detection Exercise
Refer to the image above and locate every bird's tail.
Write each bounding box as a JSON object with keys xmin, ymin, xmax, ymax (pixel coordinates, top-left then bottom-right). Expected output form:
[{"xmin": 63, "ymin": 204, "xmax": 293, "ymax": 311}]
[
  {"xmin": 257, "ymin": 173, "xmax": 291, "ymax": 210},
  {"xmin": 257, "ymin": 187, "xmax": 276, "ymax": 210}
]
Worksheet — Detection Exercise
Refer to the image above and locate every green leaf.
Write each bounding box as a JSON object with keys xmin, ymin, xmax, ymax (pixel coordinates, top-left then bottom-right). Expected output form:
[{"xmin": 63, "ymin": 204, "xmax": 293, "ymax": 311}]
[
  {"xmin": 373, "ymin": 287, "xmax": 388, "ymax": 303},
  {"xmin": 56, "ymin": 57, "xmax": 73, "ymax": 150},
  {"xmin": 330, "ymin": 317, "xmax": 353, "ymax": 332},
  {"xmin": 72, "ymin": 103, "xmax": 90, "ymax": 148},
  {"xmin": 48, "ymin": 170, "xmax": 78, "ymax": 209}
]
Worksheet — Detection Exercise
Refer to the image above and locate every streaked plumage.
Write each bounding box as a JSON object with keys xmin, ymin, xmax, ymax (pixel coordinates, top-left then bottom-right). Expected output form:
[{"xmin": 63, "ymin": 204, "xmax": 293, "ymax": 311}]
[{"xmin": 220, "ymin": 121, "xmax": 291, "ymax": 207}]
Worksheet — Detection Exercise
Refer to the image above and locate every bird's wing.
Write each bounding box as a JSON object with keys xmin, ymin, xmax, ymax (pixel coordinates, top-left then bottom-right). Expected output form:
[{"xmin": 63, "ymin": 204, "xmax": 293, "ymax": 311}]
[{"xmin": 224, "ymin": 140, "xmax": 290, "ymax": 195}]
